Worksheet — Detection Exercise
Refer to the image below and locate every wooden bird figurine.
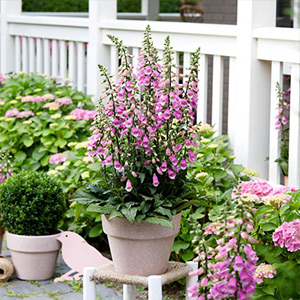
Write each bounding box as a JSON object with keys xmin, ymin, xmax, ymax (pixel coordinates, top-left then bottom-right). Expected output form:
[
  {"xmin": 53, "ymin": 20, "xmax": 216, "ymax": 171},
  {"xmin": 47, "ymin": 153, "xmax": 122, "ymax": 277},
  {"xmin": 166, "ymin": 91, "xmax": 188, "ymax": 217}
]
[{"xmin": 54, "ymin": 231, "xmax": 111, "ymax": 282}]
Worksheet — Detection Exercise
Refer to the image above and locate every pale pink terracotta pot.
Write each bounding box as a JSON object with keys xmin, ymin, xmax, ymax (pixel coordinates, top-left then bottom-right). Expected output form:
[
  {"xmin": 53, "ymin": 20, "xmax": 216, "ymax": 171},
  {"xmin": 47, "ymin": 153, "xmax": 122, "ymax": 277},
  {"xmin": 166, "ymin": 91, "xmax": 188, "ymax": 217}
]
[
  {"xmin": 6, "ymin": 231, "xmax": 61, "ymax": 280},
  {"xmin": 102, "ymin": 213, "xmax": 181, "ymax": 276}
]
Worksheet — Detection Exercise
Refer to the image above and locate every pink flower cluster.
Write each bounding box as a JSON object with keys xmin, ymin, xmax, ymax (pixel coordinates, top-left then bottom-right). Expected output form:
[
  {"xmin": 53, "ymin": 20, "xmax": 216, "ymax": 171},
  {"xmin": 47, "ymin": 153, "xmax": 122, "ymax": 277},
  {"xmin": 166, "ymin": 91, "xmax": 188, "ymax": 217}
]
[
  {"xmin": 188, "ymin": 242, "xmax": 257, "ymax": 300},
  {"xmin": 70, "ymin": 108, "xmax": 96, "ymax": 121},
  {"xmin": 49, "ymin": 153, "xmax": 68, "ymax": 164},
  {"xmin": 88, "ymin": 30, "xmax": 200, "ymax": 191},
  {"xmin": 55, "ymin": 97, "xmax": 73, "ymax": 105},
  {"xmin": 273, "ymin": 219, "xmax": 300, "ymax": 252},
  {"xmin": 16, "ymin": 110, "xmax": 35, "ymax": 118},
  {"xmin": 4, "ymin": 109, "xmax": 35, "ymax": 119},
  {"xmin": 235, "ymin": 180, "xmax": 273, "ymax": 199},
  {"xmin": 21, "ymin": 95, "xmax": 44, "ymax": 103},
  {"xmin": 254, "ymin": 263, "xmax": 277, "ymax": 284},
  {"xmin": 4, "ymin": 108, "xmax": 19, "ymax": 118}
]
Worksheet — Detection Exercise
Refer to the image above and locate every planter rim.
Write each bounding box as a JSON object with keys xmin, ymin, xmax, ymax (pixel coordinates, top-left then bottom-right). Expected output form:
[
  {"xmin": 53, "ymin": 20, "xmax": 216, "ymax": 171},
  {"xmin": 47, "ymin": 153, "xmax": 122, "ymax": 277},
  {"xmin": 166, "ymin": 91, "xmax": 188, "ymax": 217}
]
[
  {"xmin": 102, "ymin": 213, "xmax": 181, "ymax": 240},
  {"xmin": 6, "ymin": 230, "xmax": 61, "ymax": 253},
  {"xmin": 5, "ymin": 230, "xmax": 61, "ymax": 239}
]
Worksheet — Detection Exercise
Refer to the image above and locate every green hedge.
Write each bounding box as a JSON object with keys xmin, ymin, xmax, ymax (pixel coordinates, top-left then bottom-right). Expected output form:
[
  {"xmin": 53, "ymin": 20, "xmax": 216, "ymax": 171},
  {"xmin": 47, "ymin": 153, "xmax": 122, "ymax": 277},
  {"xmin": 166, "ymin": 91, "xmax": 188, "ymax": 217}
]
[{"xmin": 22, "ymin": 0, "xmax": 180, "ymax": 13}]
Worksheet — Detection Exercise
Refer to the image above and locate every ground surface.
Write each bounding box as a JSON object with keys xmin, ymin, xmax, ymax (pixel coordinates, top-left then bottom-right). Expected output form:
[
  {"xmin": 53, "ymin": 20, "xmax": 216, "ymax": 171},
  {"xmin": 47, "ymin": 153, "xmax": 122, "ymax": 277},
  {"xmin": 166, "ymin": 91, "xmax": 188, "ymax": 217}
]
[{"xmin": 0, "ymin": 240, "xmax": 185, "ymax": 299}]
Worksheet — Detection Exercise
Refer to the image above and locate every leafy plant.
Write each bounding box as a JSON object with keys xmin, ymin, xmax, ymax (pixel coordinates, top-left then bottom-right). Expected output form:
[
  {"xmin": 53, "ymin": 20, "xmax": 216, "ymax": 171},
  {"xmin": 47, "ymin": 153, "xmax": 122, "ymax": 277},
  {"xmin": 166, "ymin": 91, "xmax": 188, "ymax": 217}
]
[
  {"xmin": 0, "ymin": 72, "xmax": 95, "ymax": 173},
  {"xmin": 0, "ymin": 170, "xmax": 66, "ymax": 235}
]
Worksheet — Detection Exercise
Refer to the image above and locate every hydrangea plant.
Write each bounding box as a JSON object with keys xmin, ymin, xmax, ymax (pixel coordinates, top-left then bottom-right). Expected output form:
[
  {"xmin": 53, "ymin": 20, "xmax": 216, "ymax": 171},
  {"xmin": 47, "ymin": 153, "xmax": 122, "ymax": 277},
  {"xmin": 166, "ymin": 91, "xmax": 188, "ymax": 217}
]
[
  {"xmin": 72, "ymin": 26, "xmax": 202, "ymax": 228},
  {"xmin": 0, "ymin": 72, "xmax": 95, "ymax": 172}
]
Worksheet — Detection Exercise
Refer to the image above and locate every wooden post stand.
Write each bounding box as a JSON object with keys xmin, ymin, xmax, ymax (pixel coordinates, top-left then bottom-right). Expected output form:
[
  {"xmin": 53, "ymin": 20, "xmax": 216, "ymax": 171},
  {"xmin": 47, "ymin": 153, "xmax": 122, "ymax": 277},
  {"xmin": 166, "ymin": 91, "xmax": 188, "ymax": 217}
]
[{"xmin": 83, "ymin": 261, "xmax": 198, "ymax": 300}]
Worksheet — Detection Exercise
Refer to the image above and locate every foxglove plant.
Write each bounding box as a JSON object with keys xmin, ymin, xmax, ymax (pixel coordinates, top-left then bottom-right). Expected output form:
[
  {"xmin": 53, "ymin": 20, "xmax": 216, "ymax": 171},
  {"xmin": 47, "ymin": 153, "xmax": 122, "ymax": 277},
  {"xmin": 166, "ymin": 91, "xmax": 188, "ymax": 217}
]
[
  {"xmin": 188, "ymin": 191, "xmax": 258, "ymax": 300},
  {"xmin": 274, "ymin": 82, "xmax": 290, "ymax": 176},
  {"xmin": 72, "ymin": 26, "xmax": 201, "ymax": 228}
]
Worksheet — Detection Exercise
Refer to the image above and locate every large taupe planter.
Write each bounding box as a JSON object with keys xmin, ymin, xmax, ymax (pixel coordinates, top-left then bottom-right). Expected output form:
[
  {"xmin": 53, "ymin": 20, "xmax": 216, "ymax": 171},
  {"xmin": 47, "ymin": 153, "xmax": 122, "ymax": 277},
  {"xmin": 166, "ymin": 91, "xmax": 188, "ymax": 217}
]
[
  {"xmin": 102, "ymin": 213, "xmax": 181, "ymax": 276},
  {"xmin": 6, "ymin": 231, "xmax": 61, "ymax": 280}
]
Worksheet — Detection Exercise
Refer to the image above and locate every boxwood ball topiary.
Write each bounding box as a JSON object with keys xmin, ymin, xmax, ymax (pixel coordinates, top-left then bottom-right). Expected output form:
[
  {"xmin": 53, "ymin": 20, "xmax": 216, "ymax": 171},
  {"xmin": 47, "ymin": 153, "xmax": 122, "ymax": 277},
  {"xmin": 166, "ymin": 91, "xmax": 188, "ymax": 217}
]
[{"xmin": 0, "ymin": 170, "xmax": 66, "ymax": 236}]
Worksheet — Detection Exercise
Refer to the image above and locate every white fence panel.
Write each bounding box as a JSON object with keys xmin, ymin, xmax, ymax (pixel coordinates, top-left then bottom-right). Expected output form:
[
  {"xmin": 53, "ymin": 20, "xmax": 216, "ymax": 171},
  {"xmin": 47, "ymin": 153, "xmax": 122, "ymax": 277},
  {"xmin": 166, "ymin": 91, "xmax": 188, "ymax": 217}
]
[{"xmin": 289, "ymin": 63, "xmax": 300, "ymax": 187}]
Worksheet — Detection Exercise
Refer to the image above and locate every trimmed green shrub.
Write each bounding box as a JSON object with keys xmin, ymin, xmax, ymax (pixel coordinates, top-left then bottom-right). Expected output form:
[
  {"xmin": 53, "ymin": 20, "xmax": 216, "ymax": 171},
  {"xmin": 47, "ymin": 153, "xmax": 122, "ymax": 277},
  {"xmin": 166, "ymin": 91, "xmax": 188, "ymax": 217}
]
[{"xmin": 0, "ymin": 170, "xmax": 66, "ymax": 236}]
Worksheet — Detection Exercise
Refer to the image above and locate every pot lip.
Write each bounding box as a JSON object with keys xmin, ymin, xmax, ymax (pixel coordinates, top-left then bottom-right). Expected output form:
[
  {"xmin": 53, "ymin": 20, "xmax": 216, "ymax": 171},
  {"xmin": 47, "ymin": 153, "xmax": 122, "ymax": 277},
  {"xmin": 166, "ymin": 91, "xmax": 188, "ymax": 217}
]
[{"xmin": 6, "ymin": 229, "xmax": 62, "ymax": 239}]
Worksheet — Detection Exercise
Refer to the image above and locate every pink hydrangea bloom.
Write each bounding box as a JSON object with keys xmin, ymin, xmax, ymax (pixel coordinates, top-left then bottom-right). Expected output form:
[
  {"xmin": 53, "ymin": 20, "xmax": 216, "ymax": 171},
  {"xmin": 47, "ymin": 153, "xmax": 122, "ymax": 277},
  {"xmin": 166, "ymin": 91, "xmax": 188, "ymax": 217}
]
[
  {"xmin": 17, "ymin": 110, "xmax": 34, "ymax": 118},
  {"xmin": 4, "ymin": 108, "xmax": 19, "ymax": 118},
  {"xmin": 43, "ymin": 102, "xmax": 60, "ymax": 109},
  {"xmin": 273, "ymin": 219, "xmax": 300, "ymax": 252},
  {"xmin": 55, "ymin": 97, "xmax": 73, "ymax": 105},
  {"xmin": 42, "ymin": 94, "xmax": 55, "ymax": 101},
  {"xmin": 49, "ymin": 153, "xmax": 68, "ymax": 164},
  {"xmin": 234, "ymin": 180, "xmax": 273, "ymax": 198},
  {"xmin": 254, "ymin": 263, "xmax": 277, "ymax": 284},
  {"xmin": 70, "ymin": 108, "xmax": 96, "ymax": 121},
  {"xmin": 271, "ymin": 185, "xmax": 296, "ymax": 195}
]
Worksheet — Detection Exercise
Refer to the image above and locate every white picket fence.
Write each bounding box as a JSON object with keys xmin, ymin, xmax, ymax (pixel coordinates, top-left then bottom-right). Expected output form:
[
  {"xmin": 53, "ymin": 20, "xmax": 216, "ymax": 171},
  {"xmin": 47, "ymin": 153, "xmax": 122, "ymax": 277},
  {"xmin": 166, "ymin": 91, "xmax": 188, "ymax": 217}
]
[{"xmin": 0, "ymin": 0, "xmax": 299, "ymax": 188}]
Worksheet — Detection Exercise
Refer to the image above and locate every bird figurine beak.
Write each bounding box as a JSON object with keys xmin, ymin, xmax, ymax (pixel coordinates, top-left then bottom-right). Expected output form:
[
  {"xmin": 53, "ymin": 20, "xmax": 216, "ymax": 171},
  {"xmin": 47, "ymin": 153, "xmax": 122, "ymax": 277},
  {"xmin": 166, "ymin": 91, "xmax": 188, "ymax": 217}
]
[{"xmin": 56, "ymin": 235, "xmax": 62, "ymax": 242}]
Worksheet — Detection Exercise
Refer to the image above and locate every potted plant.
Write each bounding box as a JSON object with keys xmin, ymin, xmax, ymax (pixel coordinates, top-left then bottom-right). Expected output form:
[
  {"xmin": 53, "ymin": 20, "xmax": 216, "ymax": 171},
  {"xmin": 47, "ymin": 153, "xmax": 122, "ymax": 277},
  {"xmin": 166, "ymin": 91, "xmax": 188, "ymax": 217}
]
[
  {"xmin": 71, "ymin": 26, "xmax": 201, "ymax": 276},
  {"xmin": 0, "ymin": 170, "xmax": 66, "ymax": 280}
]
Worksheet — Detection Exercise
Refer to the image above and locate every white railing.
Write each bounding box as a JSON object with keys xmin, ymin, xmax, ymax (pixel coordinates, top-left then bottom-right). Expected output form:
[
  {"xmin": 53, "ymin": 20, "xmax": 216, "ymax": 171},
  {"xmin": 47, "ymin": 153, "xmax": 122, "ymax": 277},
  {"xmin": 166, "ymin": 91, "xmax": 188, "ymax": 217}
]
[{"xmin": 0, "ymin": 0, "xmax": 300, "ymax": 188}]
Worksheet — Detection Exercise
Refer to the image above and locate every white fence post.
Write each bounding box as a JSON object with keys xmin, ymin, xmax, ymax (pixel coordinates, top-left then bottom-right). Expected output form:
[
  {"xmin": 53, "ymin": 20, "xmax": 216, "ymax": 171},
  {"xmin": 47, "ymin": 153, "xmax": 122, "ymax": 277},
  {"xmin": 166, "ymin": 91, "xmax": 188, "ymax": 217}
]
[
  {"xmin": 234, "ymin": 0, "xmax": 276, "ymax": 179},
  {"xmin": 0, "ymin": 0, "xmax": 21, "ymax": 74},
  {"xmin": 87, "ymin": 0, "xmax": 117, "ymax": 104}
]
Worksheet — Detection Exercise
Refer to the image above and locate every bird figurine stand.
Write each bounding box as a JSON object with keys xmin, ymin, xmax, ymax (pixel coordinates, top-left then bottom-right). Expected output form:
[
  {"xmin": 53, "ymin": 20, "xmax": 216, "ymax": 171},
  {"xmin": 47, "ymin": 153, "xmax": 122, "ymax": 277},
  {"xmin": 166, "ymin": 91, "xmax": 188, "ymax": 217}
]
[{"xmin": 54, "ymin": 231, "xmax": 111, "ymax": 282}]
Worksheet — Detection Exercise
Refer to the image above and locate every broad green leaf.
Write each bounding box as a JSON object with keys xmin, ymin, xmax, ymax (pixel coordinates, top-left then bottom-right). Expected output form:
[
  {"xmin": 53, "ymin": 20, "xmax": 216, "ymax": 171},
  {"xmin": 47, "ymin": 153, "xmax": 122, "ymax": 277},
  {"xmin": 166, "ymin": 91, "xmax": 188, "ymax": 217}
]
[
  {"xmin": 121, "ymin": 207, "xmax": 138, "ymax": 224},
  {"xmin": 55, "ymin": 139, "xmax": 67, "ymax": 148},
  {"xmin": 108, "ymin": 211, "xmax": 123, "ymax": 220},
  {"xmin": 145, "ymin": 217, "xmax": 174, "ymax": 229},
  {"xmin": 172, "ymin": 240, "xmax": 189, "ymax": 254},
  {"xmin": 182, "ymin": 250, "xmax": 195, "ymax": 262},
  {"xmin": 70, "ymin": 190, "xmax": 100, "ymax": 204},
  {"xmin": 88, "ymin": 224, "xmax": 102, "ymax": 238},
  {"xmin": 138, "ymin": 172, "xmax": 145, "ymax": 183},
  {"xmin": 87, "ymin": 204, "xmax": 114, "ymax": 214},
  {"xmin": 14, "ymin": 151, "xmax": 26, "ymax": 162},
  {"xmin": 262, "ymin": 223, "xmax": 278, "ymax": 231},
  {"xmin": 154, "ymin": 206, "xmax": 172, "ymax": 219},
  {"xmin": 32, "ymin": 147, "xmax": 46, "ymax": 161},
  {"xmin": 213, "ymin": 169, "xmax": 227, "ymax": 179}
]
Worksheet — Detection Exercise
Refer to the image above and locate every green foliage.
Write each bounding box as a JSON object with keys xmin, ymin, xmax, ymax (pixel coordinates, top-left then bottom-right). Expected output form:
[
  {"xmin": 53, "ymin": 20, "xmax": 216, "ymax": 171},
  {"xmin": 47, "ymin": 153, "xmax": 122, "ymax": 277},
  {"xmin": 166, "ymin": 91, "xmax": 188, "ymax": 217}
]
[
  {"xmin": 0, "ymin": 72, "xmax": 94, "ymax": 173},
  {"xmin": 22, "ymin": 0, "xmax": 181, "ymax": 14},
  {"xmin": 22, "ymin": 0, "xmax": 88, "ymax": 12},
  {"xmin": 171, "ymin": 127, "xmax": 252, "ymax": 262},
  {"xmin": 117, "ymin": 0, "xmax": 141, "ymax": 12},
  {"xmin": 252, "ymin": 189, "xmax": 300, "ymax": 300},
  {"xmin": 0, "ymin": 170, "xmax": 66, "ymax": 235}
]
